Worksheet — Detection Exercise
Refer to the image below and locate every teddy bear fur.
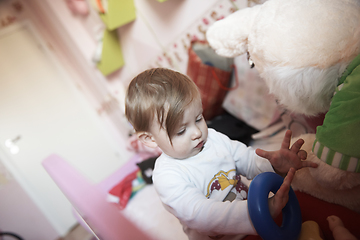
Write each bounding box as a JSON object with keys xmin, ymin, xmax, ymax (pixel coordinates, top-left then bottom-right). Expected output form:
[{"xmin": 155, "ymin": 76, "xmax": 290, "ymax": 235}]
[
  {"xmin": 206, "ymin": 0, "xmax": 360, "ymax": 212},
  {"xmin": 291, "ymin": 133, "xmax": 360, "ymax": 212}
]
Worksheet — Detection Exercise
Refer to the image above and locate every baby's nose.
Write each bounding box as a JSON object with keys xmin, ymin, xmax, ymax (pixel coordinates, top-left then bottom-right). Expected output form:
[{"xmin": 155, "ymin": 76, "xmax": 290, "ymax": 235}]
[{"xmin": 192, "ymin": 127, "xmax": 202, "ymax": 140}]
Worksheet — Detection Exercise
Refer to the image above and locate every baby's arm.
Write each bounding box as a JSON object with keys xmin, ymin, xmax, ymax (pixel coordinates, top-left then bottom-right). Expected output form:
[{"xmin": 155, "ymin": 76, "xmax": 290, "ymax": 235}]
[
  {"xmin": 256, "ymin": 130, "xmax": 317, "ymax": 175},
  {"xmin": 268, "ymin": 168, "xmax": 295, "ymax": 218}
]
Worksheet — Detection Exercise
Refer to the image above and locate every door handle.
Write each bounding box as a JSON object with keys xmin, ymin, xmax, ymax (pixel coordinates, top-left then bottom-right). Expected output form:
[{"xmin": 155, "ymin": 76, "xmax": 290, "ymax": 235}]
[{"xmin": 5, "ymin": 135, "xmax": 21, "ymax": 154}]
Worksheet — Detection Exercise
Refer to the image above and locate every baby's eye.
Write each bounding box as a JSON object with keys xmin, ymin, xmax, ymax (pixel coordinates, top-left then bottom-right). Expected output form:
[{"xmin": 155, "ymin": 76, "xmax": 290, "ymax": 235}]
[
  {"xmin": 196, "ymin": 115, "xmax": 203, "ymax": 123},
  {"xmin": 177, "ymin": 128, "xmax": 186, "ymax": 136}
]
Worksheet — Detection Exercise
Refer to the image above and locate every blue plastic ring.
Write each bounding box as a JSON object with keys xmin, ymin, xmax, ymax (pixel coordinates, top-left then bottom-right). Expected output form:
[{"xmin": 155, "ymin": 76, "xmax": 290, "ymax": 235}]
[{"xmin": 247, "ymin": 172, "xmax": 302, "ymax": 240}]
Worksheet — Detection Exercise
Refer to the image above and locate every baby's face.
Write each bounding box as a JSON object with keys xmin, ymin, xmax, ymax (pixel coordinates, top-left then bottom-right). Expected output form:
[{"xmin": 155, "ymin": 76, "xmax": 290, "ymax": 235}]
[{"xmin": 150, "ymin": 99, "xmax": 208, "ymax": 159}]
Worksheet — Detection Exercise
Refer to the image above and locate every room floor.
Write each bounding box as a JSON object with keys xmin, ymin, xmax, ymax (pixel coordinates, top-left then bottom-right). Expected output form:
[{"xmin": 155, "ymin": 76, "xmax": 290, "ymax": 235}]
[{"xmin": 58, "ymin": 224, "xmax": 95, "ymax": 240}]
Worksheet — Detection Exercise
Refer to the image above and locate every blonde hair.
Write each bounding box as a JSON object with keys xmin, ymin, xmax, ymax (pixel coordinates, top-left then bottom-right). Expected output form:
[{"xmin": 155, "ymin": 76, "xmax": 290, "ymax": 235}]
[{"xmin": 125, "ymin": 68, "xmax": 200, "ymax": 140}]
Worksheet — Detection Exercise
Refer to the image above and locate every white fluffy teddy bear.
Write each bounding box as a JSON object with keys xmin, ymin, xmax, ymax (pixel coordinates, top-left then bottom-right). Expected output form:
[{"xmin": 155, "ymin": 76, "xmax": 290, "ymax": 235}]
[{"xmin": 206, "ymin": 0, "xmax": 360, "ymax": 214}]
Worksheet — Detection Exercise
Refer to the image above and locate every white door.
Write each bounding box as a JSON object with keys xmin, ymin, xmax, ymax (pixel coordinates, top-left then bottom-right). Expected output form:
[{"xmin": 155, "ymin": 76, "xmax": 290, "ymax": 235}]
[{"xmin": 0, "ymin": 22, "xmax": 128, "ymax": 235}]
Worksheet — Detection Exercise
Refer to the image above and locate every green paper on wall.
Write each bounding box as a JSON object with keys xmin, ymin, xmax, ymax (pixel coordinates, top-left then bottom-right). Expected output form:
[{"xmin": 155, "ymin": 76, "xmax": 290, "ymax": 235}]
[
  {"xmin": 96, "ymin": 29, "xmax": 124, "ymax": 76},
  {"xmin": 100, "ymin": 0, "xmax": 136, "ymax": 30}
]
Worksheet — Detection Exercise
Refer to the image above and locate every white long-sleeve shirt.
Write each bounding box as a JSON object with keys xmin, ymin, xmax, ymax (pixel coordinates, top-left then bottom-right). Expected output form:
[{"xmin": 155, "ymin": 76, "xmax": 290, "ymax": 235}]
[{"xmin": 153, "ymin": 128, "xmax": 274, "ymax": 240}]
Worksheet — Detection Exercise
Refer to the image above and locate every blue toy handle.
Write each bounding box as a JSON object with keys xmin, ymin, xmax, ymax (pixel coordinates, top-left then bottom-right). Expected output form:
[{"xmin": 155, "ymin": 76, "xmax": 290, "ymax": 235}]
[{"xmin": 247, "ymin": 172, "xmax": 302, "ymax": 240}]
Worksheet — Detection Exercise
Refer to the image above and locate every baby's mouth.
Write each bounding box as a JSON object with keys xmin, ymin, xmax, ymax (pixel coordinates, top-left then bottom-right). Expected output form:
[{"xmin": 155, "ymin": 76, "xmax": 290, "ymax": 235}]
[{"xmin": 195, "ymin": 141, "xmax": 204, "ymax": 149}]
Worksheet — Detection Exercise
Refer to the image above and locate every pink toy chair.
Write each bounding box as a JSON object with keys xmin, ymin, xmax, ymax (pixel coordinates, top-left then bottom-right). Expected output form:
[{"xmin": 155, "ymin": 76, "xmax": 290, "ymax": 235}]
[{"xmin": 42, "ymin": 154, "xmax": 154, "ymax": 240}]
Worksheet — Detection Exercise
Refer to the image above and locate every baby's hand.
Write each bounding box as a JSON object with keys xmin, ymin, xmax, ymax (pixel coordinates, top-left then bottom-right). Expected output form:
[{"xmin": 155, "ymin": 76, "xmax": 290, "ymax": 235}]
[
  {"xmin": 268, "ymin": 168, "xmax": 295, "ymax": 219},
  {"xmin": 256, "ymin": 130, "xmax": 317, "ymax": 174}
]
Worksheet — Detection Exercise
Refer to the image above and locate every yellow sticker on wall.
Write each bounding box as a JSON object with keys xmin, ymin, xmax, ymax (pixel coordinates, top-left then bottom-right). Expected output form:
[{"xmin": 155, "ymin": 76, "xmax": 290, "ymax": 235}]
[
  {"xmin": 99, "ymin": 0, "xmax": 136, "ymax": 30},
  {"xmin": 96, "ymin": 29, "xmax": 124, "ymax": 76}
]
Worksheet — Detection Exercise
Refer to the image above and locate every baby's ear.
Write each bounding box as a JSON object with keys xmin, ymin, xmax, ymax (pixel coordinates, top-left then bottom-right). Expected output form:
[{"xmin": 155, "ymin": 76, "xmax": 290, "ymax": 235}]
[{"xmin": 137, "ymin": 132, "xmax": 158, "ymax": 149}]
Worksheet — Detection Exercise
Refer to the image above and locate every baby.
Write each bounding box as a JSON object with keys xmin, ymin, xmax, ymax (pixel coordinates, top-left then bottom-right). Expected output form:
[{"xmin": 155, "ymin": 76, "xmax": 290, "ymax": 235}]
[{"xmin": 125, "ymin": 68, "xmax": 317, "ymax": 240}]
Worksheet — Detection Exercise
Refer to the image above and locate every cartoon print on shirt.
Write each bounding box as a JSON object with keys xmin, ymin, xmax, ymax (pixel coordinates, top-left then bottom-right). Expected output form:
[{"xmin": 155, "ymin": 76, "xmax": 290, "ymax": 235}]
[{"xmin": 206, "ymin": 169, "xmax": 249, "ymax": 202}]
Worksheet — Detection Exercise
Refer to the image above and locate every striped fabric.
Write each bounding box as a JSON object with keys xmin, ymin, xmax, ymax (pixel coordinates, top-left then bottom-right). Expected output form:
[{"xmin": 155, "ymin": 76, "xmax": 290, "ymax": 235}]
[
  {"xmin": 313, "ymin": 54, "xmax": 360, "ymax": 173},
  {"xmin": 313, "ymin": 139, "xmax": 360, "ymax": 173}
]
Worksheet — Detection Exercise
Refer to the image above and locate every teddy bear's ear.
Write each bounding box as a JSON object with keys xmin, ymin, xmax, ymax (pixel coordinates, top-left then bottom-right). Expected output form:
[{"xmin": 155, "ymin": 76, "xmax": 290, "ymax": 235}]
[{"xmin": 206, "ymin": 5, "xmax": 261, "ymax": 58}]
